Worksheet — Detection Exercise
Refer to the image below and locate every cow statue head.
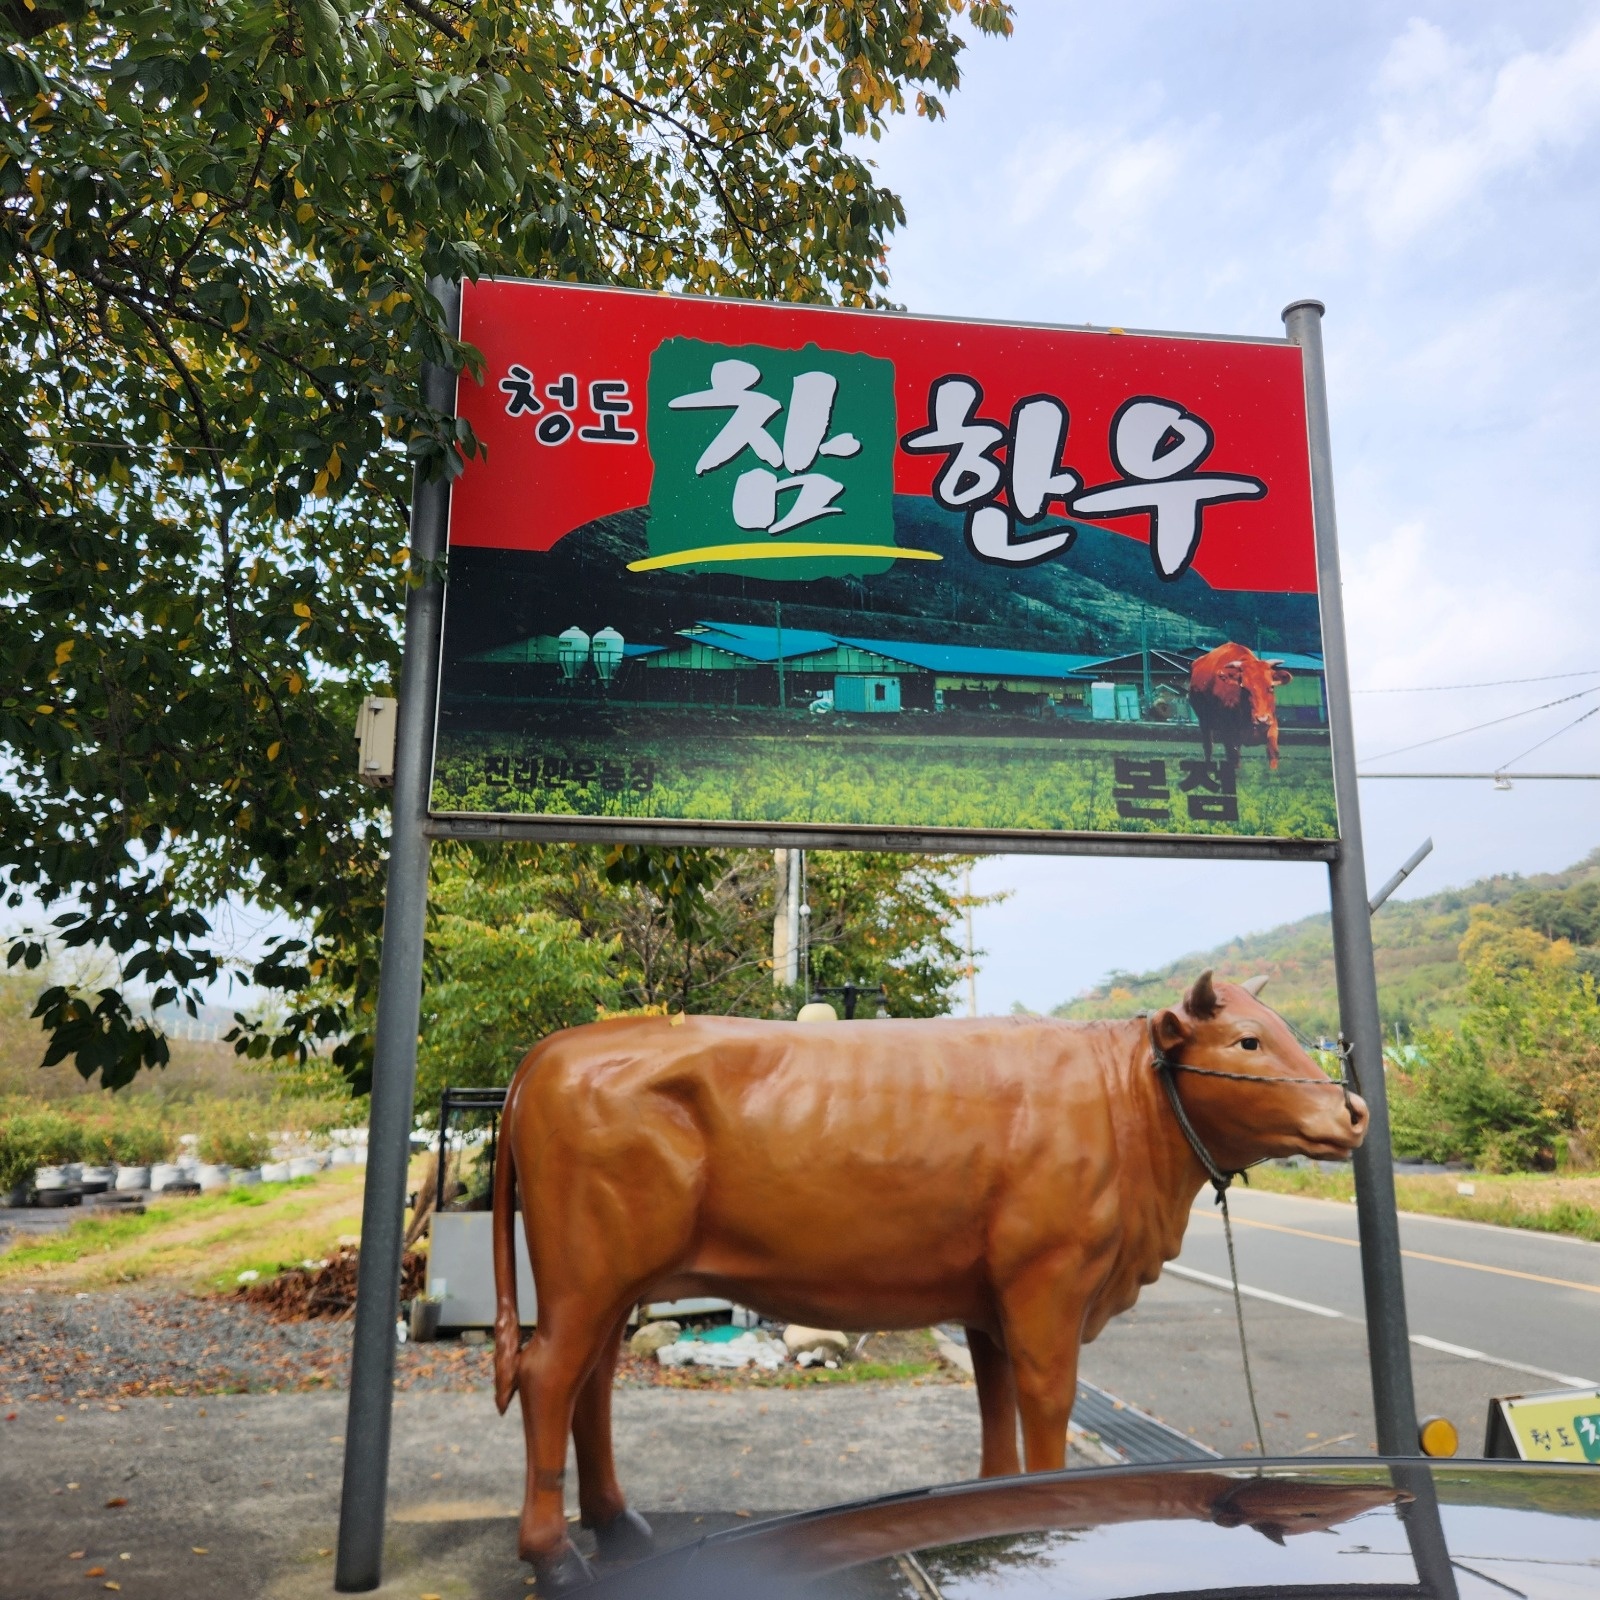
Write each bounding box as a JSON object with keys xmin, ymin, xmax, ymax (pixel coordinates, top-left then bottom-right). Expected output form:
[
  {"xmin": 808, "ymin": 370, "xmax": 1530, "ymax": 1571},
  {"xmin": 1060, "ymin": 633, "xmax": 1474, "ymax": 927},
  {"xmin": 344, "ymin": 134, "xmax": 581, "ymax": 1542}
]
[{"xmin": 1151, "ymin": 970, "xmax": 1367, "ymax": 1171}]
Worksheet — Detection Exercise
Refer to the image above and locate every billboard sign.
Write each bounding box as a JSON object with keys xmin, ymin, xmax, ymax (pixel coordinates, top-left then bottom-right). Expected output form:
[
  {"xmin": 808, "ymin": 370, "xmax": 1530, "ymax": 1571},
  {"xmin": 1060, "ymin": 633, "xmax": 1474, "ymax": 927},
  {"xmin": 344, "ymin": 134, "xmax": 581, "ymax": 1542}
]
[{"xmin": 433, "ymin": 281, "xmax": 1335, "ymax": 849}]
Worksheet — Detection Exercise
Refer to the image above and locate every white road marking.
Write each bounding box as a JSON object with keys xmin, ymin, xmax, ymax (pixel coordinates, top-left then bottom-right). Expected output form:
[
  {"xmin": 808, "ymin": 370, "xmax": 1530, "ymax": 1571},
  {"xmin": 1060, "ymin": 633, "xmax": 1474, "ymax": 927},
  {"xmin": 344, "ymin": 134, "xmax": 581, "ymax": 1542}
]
[
  {"xmin": 1163, "ymin": 1263, "xmax": 1343, "ymax": 1317},
  {"xmin": 1407, "ymin": 1335, "xmax": 1594, "ymax": 1390},
  {"xmin": 1163, "ymin": 1265, "xmax": 1598, "ymax": 1389}
]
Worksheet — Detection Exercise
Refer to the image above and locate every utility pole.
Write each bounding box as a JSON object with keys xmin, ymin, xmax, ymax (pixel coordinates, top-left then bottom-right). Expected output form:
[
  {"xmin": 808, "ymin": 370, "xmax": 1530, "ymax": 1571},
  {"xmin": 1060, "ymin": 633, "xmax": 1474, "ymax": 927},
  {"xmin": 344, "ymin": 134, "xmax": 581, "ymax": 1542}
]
[
  {"xmin": 774, "ymin": 600, "xmax": 786, "ymax": 710},
  {"xmin": 1140, "ymin": 605, "xmax": 1152, "ymax": 710},
  {"xmin": 963, "ymin": 862, "xmax": 977, "ymax": 1017},
  {"xmin": 797, "ymin": 849, "xmax": 810, "ymax": 995},
  {"xmin": 1284, "ymin": 298, "xmax": 1418, "ymax": 1457}
]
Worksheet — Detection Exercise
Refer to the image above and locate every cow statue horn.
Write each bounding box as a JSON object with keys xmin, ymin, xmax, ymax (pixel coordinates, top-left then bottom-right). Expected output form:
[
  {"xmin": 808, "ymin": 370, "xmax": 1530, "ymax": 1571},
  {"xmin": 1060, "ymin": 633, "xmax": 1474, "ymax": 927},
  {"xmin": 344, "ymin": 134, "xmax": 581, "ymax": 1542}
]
[
  {"xmin": 1185, "ymin": 969, "xmax": 1220, "ymax": 1019},
  {"xmin": 1240, "ymin": 974, "xmax": 1270, "ymax": 997}
]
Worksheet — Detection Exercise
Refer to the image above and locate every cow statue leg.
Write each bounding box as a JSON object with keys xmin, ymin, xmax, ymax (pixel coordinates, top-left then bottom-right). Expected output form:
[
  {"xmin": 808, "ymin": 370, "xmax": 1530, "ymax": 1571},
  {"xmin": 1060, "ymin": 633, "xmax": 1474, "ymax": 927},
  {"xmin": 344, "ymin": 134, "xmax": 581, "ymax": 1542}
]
[
  {"xmin": 966, "ymin": 1326, "xmax": 1021, "ymax": 1478},
  {"xmin": 572, "ymin": 1310, "xmax": 654, "ymax": 1562},
  {"xmin": 514, "ymin": 1300, "xmax": 618, "ymax": 1591},
  {"xmin": 1001, "ymin": 1270, "xmax": 1089, "ymax": 1473}
]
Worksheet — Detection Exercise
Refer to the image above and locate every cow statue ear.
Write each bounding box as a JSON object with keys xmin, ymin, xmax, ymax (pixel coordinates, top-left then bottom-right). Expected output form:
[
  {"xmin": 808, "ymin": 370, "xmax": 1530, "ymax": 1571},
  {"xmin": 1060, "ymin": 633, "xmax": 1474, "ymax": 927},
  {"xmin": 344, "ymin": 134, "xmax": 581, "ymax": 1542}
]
[
  {"xmin": 1185, "ymin": 969, "xmax": 1220, "ymax": 1019},
  {"xmin": 1270, "ymin": 666, "xmax": 1293, "ymax": 685},
  {"xmin": 1152, "ymin": 1008, "xmax": 1188, "ymax": 1053}
]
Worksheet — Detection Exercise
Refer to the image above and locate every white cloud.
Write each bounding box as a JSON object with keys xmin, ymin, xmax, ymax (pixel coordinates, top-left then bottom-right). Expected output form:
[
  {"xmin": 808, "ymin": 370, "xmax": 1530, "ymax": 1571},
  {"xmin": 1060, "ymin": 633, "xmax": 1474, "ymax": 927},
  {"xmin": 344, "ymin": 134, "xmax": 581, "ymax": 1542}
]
[
  {"xmin": 1002, "ymin": 122, "xmax": 1189, "ymax": 274},
  {"xmin": 1333, "ymin": 14, "xmax": 1600, "ymax": 250}
]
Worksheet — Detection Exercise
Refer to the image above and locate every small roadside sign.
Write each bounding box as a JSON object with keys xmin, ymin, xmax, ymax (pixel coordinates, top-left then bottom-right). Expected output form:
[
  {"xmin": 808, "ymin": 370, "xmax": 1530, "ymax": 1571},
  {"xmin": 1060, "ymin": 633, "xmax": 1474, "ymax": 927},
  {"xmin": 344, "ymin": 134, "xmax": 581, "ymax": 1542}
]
[{"xmin": 1486, "ymin": 1388, "xmax": 1600, "ymax": 1462}]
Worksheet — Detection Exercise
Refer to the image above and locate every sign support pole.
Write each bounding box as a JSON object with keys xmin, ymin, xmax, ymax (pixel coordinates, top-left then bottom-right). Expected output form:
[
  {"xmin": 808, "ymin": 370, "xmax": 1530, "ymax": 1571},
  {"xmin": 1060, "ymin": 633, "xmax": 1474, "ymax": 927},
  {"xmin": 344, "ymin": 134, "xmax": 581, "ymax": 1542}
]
[
  {"xmin": 335, "ymin": 277, "xmax": 460, "ymax": 1592},
  {"xmin": 1284, "ymin": 299, "xmax": 1419, "ymax": 1454}
]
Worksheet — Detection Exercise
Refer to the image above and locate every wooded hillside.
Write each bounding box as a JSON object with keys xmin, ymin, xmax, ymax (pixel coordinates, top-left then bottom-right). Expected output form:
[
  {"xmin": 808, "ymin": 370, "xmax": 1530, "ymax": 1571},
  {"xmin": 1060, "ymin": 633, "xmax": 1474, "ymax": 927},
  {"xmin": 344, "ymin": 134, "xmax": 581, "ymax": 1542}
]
[{"xmin": 1054, "ymin": 848, "xmax": 1600, "ymax": 1038}]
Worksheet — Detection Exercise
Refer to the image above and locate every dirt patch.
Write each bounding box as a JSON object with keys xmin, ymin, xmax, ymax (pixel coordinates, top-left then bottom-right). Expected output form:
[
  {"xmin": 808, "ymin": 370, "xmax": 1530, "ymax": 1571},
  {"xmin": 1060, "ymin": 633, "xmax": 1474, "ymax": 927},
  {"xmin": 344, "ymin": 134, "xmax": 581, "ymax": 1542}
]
[
  {"xmin": 236, "ymin": 1246, "xmax": 427, "ymax": 1321},
  {"xmin": 0, "ymin": 1168, "xmax": 370, "ymax": 1291}
]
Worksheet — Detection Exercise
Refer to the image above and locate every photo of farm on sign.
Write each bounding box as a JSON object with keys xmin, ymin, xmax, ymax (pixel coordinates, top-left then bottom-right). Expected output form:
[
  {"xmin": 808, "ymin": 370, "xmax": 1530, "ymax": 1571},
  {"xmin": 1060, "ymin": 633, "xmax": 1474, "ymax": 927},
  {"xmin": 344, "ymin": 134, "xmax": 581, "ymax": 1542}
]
[{"xmin": 431, "ymin": 282, "xmax": 1336, "ymax": 843}]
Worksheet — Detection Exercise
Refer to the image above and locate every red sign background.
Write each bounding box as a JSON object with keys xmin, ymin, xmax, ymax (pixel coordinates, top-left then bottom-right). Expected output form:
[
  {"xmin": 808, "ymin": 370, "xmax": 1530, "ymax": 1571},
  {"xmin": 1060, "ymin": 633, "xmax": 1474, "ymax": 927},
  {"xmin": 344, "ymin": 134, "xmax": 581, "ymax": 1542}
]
[{"xmin": 449, "ymin": 280, "xmax": 1316, "ymax": 595}]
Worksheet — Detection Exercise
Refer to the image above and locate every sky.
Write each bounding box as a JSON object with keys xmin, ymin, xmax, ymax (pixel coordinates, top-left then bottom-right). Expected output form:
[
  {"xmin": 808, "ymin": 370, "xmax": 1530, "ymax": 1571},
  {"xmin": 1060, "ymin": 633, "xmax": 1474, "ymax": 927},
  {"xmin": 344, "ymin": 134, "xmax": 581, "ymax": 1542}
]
[
  {"xmin": 868, "ymin": 2, "xmax": 1600, "ymax": 1013},
  {"xmin": 14, "ymin": 7, "xmax": 1600, "ymax": 1025}
]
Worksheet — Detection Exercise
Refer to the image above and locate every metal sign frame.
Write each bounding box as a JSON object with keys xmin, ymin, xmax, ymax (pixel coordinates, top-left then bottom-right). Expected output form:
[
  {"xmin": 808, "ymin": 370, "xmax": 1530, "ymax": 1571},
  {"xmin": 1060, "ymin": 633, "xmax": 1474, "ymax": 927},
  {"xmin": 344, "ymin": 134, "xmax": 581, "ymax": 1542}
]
[
  {"xmin": 428, "ymin": 278, "xmax": 1339, "ymax": 859},
  {"xmin": 332, "ymin": 285, "xmax": 1420, "ymax": 1593}
]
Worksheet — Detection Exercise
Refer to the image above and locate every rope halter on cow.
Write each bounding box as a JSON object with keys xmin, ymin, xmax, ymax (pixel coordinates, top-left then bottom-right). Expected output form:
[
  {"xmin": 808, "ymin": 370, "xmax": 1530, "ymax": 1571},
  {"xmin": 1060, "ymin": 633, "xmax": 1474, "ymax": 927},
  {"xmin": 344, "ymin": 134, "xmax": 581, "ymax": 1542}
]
[
  {"xmin": 1145, "ymin": 1015, "xmax": 1357, "ymax": 1463},
  {"xmin": 1147, "ymin": 1020, "xmax": 1356, "ymax": 1191}
]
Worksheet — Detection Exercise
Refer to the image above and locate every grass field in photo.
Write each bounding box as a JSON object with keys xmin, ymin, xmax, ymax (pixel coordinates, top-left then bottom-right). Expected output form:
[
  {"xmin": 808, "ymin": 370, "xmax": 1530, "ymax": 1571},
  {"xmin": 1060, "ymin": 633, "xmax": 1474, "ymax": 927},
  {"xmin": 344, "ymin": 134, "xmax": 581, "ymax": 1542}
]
[{"xmin": 431, "ymin": 713, "xmax": 1337, "ymax": 840}]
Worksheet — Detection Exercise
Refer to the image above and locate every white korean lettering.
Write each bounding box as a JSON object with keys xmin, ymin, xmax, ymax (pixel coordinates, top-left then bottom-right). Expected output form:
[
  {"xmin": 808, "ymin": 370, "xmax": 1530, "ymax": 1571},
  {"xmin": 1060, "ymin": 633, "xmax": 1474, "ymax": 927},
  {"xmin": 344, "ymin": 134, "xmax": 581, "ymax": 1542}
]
[{"xmin": 1071, "ymin": 397, "xmax": 1266, "ymax": 580}]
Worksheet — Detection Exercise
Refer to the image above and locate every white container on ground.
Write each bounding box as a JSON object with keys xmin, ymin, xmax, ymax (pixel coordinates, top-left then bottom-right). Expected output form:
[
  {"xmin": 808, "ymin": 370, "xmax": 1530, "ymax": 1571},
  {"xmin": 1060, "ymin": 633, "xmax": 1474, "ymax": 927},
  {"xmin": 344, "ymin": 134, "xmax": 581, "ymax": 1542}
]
[
  {"xmin": 33, "ymin": 1166, "xmax": 69, "ymax": 1191},
  {"xmin": 148, "ymin": 1163, "xmax": 183, "ymax": 1192},
  {"xmin": 427, "ymin": 1212, "xmax": 538, "ymax": 1329},
  {"xmin": 330, "ymin": 1147, "xmax": 355, "ymax": 1167},
  {"xmin": 233, "ymin": 1167, "xmax": 263, "ymax": 1186},
  {"xmin": 260, "ymin": 1161, "xmax": 292, "ymax": 1183},
  {"xmin": 287, "ymin": 1156, "xmax": 322, "ymax": 1180},
  {"xmin": 195, "ymin": 1164, "xmax": 231, "ymax": 1191},
  {"xmin": 114, "ymin": 1166, "xmax": 150, "ymax": 1191}
]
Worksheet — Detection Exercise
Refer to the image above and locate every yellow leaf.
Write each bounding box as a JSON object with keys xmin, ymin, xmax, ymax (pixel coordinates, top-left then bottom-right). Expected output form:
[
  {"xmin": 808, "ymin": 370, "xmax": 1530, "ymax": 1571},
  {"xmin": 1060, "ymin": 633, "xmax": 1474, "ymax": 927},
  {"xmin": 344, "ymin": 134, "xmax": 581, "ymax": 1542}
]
[
  {"xmin": 54, "ymin": 639, "xmax": 74, "ymax": 664},
  {"xmin": 288, "ymin": 672, "xmax": 304, "ymax": 694},
  {"xmin": 293, "ymin": 601, "xmax": 312, "ymax": 618},
  {"xmin": 267, "ymin": 741, "xmax": 281, "ymax": 761},
  {"xmin": 35, "ymin": 704, "xmax": 54, "ymax": 715}
]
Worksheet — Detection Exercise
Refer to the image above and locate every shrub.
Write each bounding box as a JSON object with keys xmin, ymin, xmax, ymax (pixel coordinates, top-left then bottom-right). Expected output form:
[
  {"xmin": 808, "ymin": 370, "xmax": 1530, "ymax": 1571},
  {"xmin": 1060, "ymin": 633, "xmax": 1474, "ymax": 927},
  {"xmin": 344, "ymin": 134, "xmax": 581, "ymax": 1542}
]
[
  {"xmin": 72, "ymin": 1105, "xmax": 175, "ymax": 1167},
  {"xmin": 196, "ymin": 1105, "xmax": 272, "ymax": 1169},
  {"xmin": 107, "ymin": 1108, "xmax": 176, "ymax": 1166},
  {"xmin": 1389, "ymin": 908, "xmax": 1600, "ymax": 1170},
  {"xmin": 0, "ymin": 1106, "xmax": 82, "ymax": 1191},
  {"xmin": 0, "ymin": 1113, "xmax": 46, "ymax": 1193}
]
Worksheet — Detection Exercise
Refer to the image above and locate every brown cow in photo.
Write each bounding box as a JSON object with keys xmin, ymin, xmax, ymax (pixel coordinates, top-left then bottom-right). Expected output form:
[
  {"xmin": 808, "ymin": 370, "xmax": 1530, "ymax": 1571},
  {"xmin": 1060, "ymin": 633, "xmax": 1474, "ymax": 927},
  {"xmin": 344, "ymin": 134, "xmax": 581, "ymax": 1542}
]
[
  {"xmin": 492, "ymin": 973, "xmax": 1366, "ymax": 1590},
  {"xmin": 1189, "ymin": 640, "xmax": 1294, "ymax": 769}
]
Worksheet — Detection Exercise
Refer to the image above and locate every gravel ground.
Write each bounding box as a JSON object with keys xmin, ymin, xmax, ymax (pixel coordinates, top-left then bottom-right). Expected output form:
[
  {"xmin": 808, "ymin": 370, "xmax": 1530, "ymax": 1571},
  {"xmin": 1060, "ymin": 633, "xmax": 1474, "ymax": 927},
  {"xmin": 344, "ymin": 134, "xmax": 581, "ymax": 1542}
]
[
  {"xmin": 0, "ymin": 1292, "xmax": 962, "ymax": 1404},
  {"xmin": 0, "ymin": 1290, "xmax": 498, "ymax": 1402}
]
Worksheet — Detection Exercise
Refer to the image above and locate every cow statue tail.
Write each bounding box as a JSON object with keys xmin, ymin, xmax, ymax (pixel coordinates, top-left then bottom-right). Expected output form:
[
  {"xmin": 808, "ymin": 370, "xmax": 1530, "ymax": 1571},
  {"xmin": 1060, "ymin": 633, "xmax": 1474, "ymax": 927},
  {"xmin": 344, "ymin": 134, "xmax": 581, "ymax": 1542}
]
[{"xmin": 492, "ymin": 1080, "xmax": 523, "ymax": 1414}]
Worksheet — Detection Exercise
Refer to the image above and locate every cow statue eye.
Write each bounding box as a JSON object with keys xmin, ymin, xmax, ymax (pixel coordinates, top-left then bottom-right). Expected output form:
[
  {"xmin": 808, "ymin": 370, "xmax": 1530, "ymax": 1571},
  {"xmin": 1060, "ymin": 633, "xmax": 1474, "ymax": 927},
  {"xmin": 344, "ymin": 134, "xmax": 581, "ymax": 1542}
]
[{"xmin": 1239, "ymin": 1037, "xmax": 1261, "ymax": 1051}]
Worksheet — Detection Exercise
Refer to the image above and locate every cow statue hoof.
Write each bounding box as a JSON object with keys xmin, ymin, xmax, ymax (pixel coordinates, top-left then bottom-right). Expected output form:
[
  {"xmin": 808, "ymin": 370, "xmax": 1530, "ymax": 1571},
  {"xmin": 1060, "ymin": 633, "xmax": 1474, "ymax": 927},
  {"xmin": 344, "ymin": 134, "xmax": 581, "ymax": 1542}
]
[
  {"xmin": 589, "ymin": 1506, "xmax": 655, "ymax": 1561},
  {"xmin": 528, "ymin": 1542, "xmax": 595, "ymax": 1594}
]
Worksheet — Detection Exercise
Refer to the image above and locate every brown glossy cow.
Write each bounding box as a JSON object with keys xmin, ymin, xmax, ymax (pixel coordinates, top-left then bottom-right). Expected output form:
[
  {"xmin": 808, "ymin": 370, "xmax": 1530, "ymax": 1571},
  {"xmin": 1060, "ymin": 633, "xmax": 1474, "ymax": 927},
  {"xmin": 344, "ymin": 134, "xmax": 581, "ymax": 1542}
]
[
  {"xmin": 1190, "ymin": 640, "xmax": 1294, "ymax": 769},
  {"xmin": 718, "ymin": 1470, "xmax": 1409, "ymax": 1580},
  {"xmin": 492, "ymin": 972, "xmax": 1367, "ymax": 1589}
]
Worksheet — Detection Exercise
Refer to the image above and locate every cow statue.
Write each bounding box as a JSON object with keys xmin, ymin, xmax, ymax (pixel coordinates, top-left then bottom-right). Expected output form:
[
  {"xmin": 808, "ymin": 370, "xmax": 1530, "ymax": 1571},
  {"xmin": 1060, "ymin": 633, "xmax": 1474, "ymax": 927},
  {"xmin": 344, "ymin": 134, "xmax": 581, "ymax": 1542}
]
[
  {"xmin": 1189, "ymin": 641, "xmax": 1293, "ymax": 769},
  {"xmin": 492, "ymin": 971, "xmax": 1367, "ymax": 1590}
]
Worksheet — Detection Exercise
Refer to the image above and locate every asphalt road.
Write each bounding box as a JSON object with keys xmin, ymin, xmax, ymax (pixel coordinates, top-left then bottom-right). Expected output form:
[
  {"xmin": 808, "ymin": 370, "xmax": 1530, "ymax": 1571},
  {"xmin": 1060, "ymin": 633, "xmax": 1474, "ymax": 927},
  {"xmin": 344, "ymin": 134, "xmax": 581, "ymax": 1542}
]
[
  {"xmin": 1174, "ymin": 1188, "xmax": 1599, "ymax": 1388},
  {"xmin": 1075, "ymin": 1187, "xmax": 1600, "ymax": 1459}
]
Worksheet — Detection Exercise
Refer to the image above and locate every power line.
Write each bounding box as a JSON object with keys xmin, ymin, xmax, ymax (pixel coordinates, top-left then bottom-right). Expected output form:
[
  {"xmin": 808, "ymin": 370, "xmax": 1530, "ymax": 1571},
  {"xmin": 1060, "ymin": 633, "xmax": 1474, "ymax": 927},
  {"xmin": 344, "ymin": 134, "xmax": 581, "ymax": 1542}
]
[
  {"xmin": 1353, "ymin": 669, "xmax": 1600, "ymax": 693},
  {"xmin": 1358, "ymin": 772, "xmax": 1600, "ymax": 780},
  {"xmin": 1498, "ymin": 702, "xmax": 1600, "ymax": 772},
  {"xmin": 1360, "ymin": 685, "xmax": 1600, "ymax": 764}
]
